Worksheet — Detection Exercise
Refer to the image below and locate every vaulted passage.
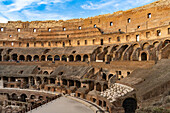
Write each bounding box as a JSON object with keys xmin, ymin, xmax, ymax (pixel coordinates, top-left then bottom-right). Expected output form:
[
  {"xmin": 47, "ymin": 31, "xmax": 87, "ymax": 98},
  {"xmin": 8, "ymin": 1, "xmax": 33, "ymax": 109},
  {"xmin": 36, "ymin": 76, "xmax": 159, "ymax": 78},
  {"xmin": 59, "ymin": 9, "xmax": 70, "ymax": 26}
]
[
  {"xmin": 141, "ymin": 52, "xmax": 147, "ymax": 61},
  {"xmin": 76, "ymin": 55, "xmax": 81, "ymax": 61},
  {"xmin": 123, "ymin": 98, "xmax": 137, "ymax": 113},
  {"xmin": 69, "ymin": 55, "xmax": 74, "ymax": 62},
  {"xmin": 54, "ymin": 55, "xmax": 60, "ymax": 61},
  {"xmin": 12, "ymin": 54, "xmax": 17, "ymax": 61}
]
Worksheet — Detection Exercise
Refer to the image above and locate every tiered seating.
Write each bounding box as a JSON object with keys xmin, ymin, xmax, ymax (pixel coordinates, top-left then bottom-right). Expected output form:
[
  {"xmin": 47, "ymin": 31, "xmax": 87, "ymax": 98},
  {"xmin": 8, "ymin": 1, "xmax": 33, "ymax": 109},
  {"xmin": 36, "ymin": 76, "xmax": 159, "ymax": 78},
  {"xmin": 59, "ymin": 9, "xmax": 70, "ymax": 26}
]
[{"xmin": 100, "ymin": 83, "xmax": 134, "ymax": 103}]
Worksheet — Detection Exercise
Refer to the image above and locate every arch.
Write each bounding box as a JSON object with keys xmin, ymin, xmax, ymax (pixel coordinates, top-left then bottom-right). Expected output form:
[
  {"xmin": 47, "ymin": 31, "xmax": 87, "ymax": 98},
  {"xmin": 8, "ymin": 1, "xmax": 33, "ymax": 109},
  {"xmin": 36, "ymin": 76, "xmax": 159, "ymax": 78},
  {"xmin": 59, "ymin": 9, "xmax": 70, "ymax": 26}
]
[
  {"xmin": 43, "ymin": 71, "xmax": 49, "ymax": 75},
  {"xmin": 102, "ymin": 73, "xmax": 107, "ymax": 80},
  {"xmin": 47, "ymin": 55, "xmax": 53, "ymax": 61},
  {"xmin": 143, "ymin": 42, "xmax": 149, "ymax": 50},
  {"xmin": 0, "ymin": 55, "xmax": 1, "ymax": 61},
  {"xmin": 12, "ymin": 54, "xmax": 18, "ymax": 61},
  {"xmin": 133, "ymin": 43, "xmax": 140, "ymax": 49},
  {"xmin": 76, "ymin": 55, "xmax": 81, "ymax": 61},
  {"xmin": 26, "ymin": 55, "xmax": 32, "ymax": 61},
  {"xmin": 153, "ymin": 41, "xmax": 159, "ymax": 47},
  {"xmin": 11, "ymin": 93, "xmax": 18, "ymax": 100},
  {"xmin": 108, "ymin": 74, "xmax": 113, "ymax": 80},
  {"xmin": 96, "ymin": 83, "xmax": 101, "ymax": 91},
  {"xmin": 41, "ymin": 55, "xmax": 45, "ymax": 61},
  {"xmin": 123, "ymin": 98, "xmax": 137, "ymax": 113},
  {"xmin": 19, "ymin": 55, "xmax": 25, "ymax": 61},
  {"xmin": 50, "ymin": 78, "xmax": 55, "ymax": 84},
  {"xmin": 141, "ymin": 52, "xmax": 147, "ymax": 61},
  {"xmin": 33, "ymin": 55, "xmax": 39, "ymax": 61},
  {"xmin": 39, "ymin": 96, "xmax": 43, "ymax": 100},
  {"xmin": 30, "ymin": 95, "xmax": 36, "ymax": 99},
  {"xmin": 20, "ymin": 94, "xmax": 27, "ymax": 102},
  {"xmin": 83, "ymin": 54, "xmax": 88, "ymax": 62},
  {"xmin": 69, "ymin": 55, "xmax": 74, "ymax": 62},
  {"xmin": 162, "ymin": 39, "xmax": 170, "ymax": 48},
  {"xmin": 62, "ymin": 55, "xmax": 67, "ymax": 61},
  {"xmin": 54, "ymin": 55, "xmax": 60, "ymax": 61}
]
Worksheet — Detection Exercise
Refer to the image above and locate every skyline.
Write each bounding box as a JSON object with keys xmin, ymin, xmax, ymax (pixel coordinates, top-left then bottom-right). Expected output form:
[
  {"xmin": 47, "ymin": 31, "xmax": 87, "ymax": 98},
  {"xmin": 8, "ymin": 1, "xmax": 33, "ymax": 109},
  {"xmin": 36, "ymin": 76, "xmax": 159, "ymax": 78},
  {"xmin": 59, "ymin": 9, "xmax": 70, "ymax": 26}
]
[{"xmin": 0, "ymin": 0, "xmax": 157, "ymax": 23}]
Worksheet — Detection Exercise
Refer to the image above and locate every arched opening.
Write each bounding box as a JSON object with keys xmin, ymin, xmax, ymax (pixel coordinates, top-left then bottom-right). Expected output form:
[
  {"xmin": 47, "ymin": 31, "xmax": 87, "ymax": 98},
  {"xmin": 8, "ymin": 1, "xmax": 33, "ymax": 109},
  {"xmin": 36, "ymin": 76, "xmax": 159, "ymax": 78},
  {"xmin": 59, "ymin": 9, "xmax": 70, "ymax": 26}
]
[
  {"xmin": 43, "ymin": 71, "xmax": 49, "ymax": 75},
  {"xmin": 37, "ymin": 77, "xmax": 41, "ymax": 84},
  {"xmin": 44, "ymin": 77, "xmax": 48, "ymax": 84},
  {"xmin": 0, "ymin": 55, "xmax": 2, "ymax": 61},
  {"xmin": 108, "ymin": 74, "xmax": 113, "ymax": 80},
  {"xmin": 41, "ymin": 55, "xmax": 45, "ymax": 61},
  {"xmin": 103, "ymin": 84, "xmax": 108, "ymax": 91},
  {"xmin": 162, "ymin": 40, "xmax": 170, "ymax": 48},
  {"xmin": 20, "ymin": 94, "xmax": 27, "ymax": 102},
  {"xmin": 69, "ymin": 80, "xmax": 74, "ymax": 86},
  {"xmin": 47, "ymin": 55, "xmax": 53, "ymax": 61},
  {"xmin": 39, "ymin": 96, "xmax": 43, "ymax": 100},
  {"xmin": 54, "ymin": 55, "xmax": 60, "ymax": 61},
  {"xmin": 50, "ymin": 78, "xmax": 55, "ymax": 84},
  {"xmin": 96, "ymin": 83, "xmax": 101, "ymax": 91},
  {"xmin": 143, "ymin": 43, "xmax": 149, "ymax": 50},
  {"xmin": 33, "ymin": 55, "xmax": 39, "ymax": 61},
  {"xmin": 76, "ymin": 81, "xmax": 81, "ymax": 88},
  {"xmin": 102, "ymin": 73, "xmax": 106, "ymax": 80},
  {"xmin": 101, "ymin": 39, "xmax": 103, "ymax": 45},
  {"xmin": 153, "ymin": 41, "xmax": 159, "ymax": 47},
  {"xmin": 83, "ymin": 54, "xmax": 88, "ymax": 62},
  {"xmin": 19, "ymin": 55, "xmax": 25, "ymax": 61},
  {"xmin": 12, "ymin": 54, "xmax": 17, "ymax": 61},
  {"xmin": 123, "ymin": 98, "xmax": 137, "ymax": 113},
  {"xmin": 62, "ymin": 55, "xmax": 67, "ymax": 61},
  {"xmin": 69, "ymin": 55, "xmax": 74, "ymax": 62},
  {"xmin": 62, "ymin": 79, "xmax": 67, "ymax": 86},
  {"xmin": 26, "ymin": 55, "xmax": 32, "ymax": 61},
  {"xmin": 141, "ymin": 52, "xmax": 147, "ymax": 61},
  {"xmin": 3, "ymin": 55, "xmax": 10, "ymax": 61},
  {"xmin": 76, "ymin": 55, "xmax": 81, "ymax": 61},
  {"xmin": 30, "ymin": 95, "xmax": 36, "ymax": 99},
  {"xmin": 11, "ymin": 93, "xmax": 18, "ymax": 100}
]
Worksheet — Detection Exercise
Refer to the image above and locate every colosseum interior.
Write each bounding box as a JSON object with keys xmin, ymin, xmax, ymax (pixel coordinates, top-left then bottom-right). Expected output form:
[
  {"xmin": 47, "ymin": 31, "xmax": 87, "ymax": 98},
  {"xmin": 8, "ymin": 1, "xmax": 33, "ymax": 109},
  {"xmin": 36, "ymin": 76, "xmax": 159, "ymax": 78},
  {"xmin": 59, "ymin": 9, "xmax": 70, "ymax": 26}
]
[{"xmin": 0, "ymin": 0, "xmax": 170, "ymax": 113}]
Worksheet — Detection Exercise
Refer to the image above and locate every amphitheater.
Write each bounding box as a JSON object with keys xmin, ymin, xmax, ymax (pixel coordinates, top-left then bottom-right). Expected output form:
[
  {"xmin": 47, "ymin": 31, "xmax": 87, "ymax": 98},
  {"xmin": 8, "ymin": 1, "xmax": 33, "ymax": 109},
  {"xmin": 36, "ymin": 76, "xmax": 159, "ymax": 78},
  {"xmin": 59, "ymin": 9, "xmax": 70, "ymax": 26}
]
[{"xmin": 0, "ymin": 0, "xmax": 169, "ymax": 113}]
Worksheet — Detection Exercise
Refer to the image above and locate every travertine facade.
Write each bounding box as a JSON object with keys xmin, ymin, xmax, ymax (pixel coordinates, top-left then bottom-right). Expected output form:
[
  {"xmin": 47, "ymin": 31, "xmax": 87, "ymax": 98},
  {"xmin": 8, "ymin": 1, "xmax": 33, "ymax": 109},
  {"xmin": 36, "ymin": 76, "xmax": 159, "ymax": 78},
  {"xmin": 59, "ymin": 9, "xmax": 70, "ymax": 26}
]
[{"xmin": 0, "ymin": 0, "xmax": 169, "ymax": 113}]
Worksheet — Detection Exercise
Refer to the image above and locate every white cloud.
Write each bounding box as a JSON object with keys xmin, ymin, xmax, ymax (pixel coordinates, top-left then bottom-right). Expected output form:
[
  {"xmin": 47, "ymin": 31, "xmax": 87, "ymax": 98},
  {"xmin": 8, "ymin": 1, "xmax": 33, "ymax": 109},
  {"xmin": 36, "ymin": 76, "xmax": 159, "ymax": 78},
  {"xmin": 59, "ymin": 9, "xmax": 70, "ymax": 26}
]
[
  {"xmin": 0, "ymin": 16, "xmax": 8, "ymax": 23},
  {"xmin": 22, "ymin": 10, "xmax": 70, "ymax": 21},
  {"xmin": 81, "ymin": 0, "xmax": 155, "ymax": 10},
  {"xmin": 81, "ymin": 0, "xmax": 117, "ymax": 10}
]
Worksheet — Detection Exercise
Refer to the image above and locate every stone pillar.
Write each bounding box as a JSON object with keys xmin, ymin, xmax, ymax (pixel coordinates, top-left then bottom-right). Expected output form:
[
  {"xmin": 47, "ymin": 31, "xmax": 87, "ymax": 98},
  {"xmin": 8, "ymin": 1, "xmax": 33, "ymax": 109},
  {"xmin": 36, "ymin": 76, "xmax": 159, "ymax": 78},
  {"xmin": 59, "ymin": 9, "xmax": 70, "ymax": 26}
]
[
  {"xmin": 45, "ymin": 56, "xmax": 47, "ymax": 61},
  {"xmin": 94, "ymin": 84, "xmax": 96, "ymax": 91},
  {"xmin": 74, "ymin": 56, "xmax": 76, "ymax": 62},
  {"xmin": 67, "ymin": 80, "xmax": 69, "ymax": 87},
  {"xmin": 81, "ymin": 55, "xmax": 83, "ymax": 62},
  {"xmin": 60, "ymin": 56, "xmax": 62, "ymax": 61},
  {"xmin": 8, "ymin": 77, "xmax": 11, "ymax": 82},
  {"xmin": 101, "ymin": 85, "xmax": 104, "ymax": 91},
  {"xmin": 48, "ymin": 79, "xmax": 51, "ymax": 84},
  {"xmin": 74, "ymin": 81, "xmax": 76, "ymax": 87},
  {"xmin": 17, "ymin": 56, "xmax": 19, "ymax": 61},
  {"xmin": 105, "ymin": 55, "xmax": 108, "ymax": 62},
  {"xmin": 34, "ymin": 77, "xmax": 37, "ymax": 85},
  {"xmin": 67, "ymin": 57, "xmax": 69, "ymax": 62},
  {"xmin": 41, "ymin": 78, "xmax": 44, "ymax": 84},
  {"xmin": 28, "ymin": 77, "xmax": 31, "ymax": 87}
]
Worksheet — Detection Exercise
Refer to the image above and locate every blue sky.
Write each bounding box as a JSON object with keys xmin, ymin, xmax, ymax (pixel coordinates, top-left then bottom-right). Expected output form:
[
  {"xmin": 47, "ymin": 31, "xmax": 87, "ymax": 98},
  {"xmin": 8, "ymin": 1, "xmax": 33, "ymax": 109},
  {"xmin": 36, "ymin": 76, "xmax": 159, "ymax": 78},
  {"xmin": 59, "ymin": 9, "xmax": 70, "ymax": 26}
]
[{"xmin": 0, "ymin": 0, "xmax": 157, "ymax": 23}]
